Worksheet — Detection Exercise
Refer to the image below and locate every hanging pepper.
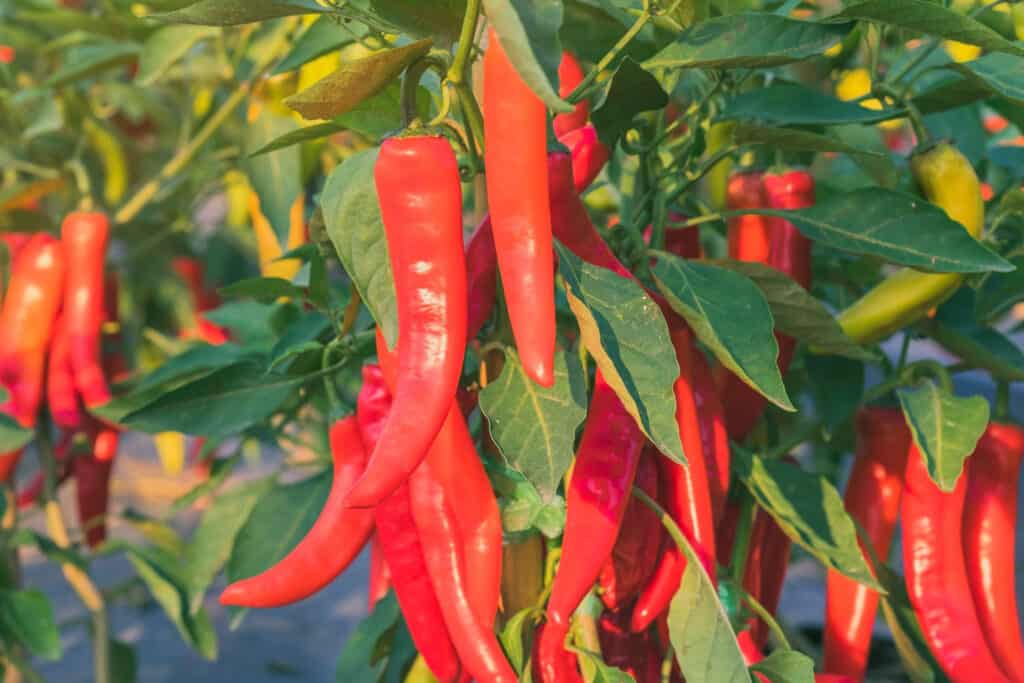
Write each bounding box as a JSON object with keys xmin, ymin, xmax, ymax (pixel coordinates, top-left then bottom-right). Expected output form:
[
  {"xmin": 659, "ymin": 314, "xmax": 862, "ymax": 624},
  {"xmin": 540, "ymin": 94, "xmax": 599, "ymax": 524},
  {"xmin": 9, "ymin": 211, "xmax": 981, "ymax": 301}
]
[
  {"xmin": 483, "ymin": 28, "xmax": 555, "ymax": 387},
  {"xmin": 343, "ymin": 136, "xmax": 467, "ymax": 508},
  {"xmin": 357, "ymin": 363, "xmax": 463, "ymax": 683},
  {"xmin": 745, "ymin": 502, "xmax": 794, "ymax": 649},
  {"xmin": 763, "ymin": 170, "xmax": 814, "ymax": 291},
  {"xmin": 73, "ymin": 419, "xmax": 117, "ymax": 548},
  {"xmin": 553, "ymin": 52, "xmax": 589, "ymax": 137},
  {"xmin": 220, "ymin": 414, "xmax": 375, "ymax": 608},
  {"xmin": 598, "ymin": 448, "xmax": 663, "ymax": 611},
  {"xmin": 690, "ymin": 344, "xmax": 730, "ymax": 526},
  {"xmin": 47, "ymin": 315, "xmax": 82, "ymax": 429},
  {"xmin": 838, "ymin": 143, "xmax": 984, "ymax": 345},
  {"xmin": 0, "ymin": 234, "xmax": 65, "ymax": 481},
  {"xmin": 726, "ymin": 172, "xmax": 771, "ymax": 264},
  {"xmin": 598, "ymin": 608, "xmax": 662, "ymax": 682},
  {"xmin": 559, "ymin": 125, "xmax": 610, "ymax": 193},
  {"xmin": 962, "ymin": 422, "xmax": 1024, "ymax": 681},
  {"xmin": 631, "ymin": 325, "xmax": 717, "ymax": 633},
  {"xmin": 534, "ymin": 621, "xmax": 582, "ymax": 683},
  {"xmin": 61, "ymin": 211, "xmax": 111, "ymax": 408},
  {"xmin": 824, "ymin": 407, "xmax": 910, "ymax": 680},
  {"xmin": 546, "ymin": 372, "xmax": 646, "ymax": 631},
  {"xmin": 367, "ymin": 534, "xmax": 391, "ymax": 611},
  {"xmin": 902, "ymin": 444, "xmax": 1009, "ymax": 682}
]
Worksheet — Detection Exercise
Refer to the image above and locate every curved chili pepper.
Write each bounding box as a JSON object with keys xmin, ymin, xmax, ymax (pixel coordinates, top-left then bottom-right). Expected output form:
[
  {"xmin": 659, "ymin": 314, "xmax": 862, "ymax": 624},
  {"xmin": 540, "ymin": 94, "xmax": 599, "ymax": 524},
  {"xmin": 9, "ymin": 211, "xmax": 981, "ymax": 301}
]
[
  {"xmin": 547, "ymin": 371, "xmax": 646, "ymax": 630},
  {"xmin": 560, "ymin": 125, "xmax": 610, "ymax": 193},
  {"xmin": 367, "ymin": 534, "xmax": 391, "ymax": 611},
  {"xmin": 962, "ymin": 422, "xmax": 1024, "ymax": 680},
  {"xmin": 554, "ymin": 51, "xmax": 588, "ymax": 137},
  {"xmin": 2, "ymin": 233, "xmax": 31, "ymax": 260},
  {"xmin": 726, "ymin": 172, "xmax": 770, "ymax": 263},
  {"xmin": 534, "ymin": 621, "xmax": 582, "ymax": 683},
  {"xmin": 47, "ymin": 315, "xmax": 82, "ymax": 429},
  {"xmin": 598, "ymin": 608, "xmax": 662, "ymax": 682},
  {"xmin": 0, "ymin": 234, "xmax": 65, "ymax": 481},
  {"xmin": 631, "ymin": 324, "xmax": 717, "ymax": 633},
  {"xmin": 902, "ymin": 444, "xmax": 1009, "ymax": 682},
  {"xmin": 61, "ymin": 211, "xmax": 111, "ymax": 408},
  {"xmin": 745, "ymin": 505, "xmax": 793, "ymax": 648},
  {"xmin": 483, "ymin": 28, "xmax": 555, "ymax": 387},
  {"xmin": 690, "ymin": 344, "xmax": 730, "ymax": 526},
  {"xmin": 343, "ymin": 136, "xmax": 467, "ymax": 508},
  {"xmin": 599, "ymin": 447, "xmax": 662, "ymax": 611},
  {"xmin": 357, "ymin": 363, "xmax": 463, "ymax": 683},
  {"xmin": 465, "ymin": 216, "xmax": 497, "ymax": 343},
  {"xmin": 220, "ymin": 414, "xmax": 375, "ymax": 608},
  {"xmin": 824, "ymin": 407, "xmax": 910, "ymax": 681},
  {"xmin": 74, "ymin": 420, "xmax": 117, "ymax": 548}
]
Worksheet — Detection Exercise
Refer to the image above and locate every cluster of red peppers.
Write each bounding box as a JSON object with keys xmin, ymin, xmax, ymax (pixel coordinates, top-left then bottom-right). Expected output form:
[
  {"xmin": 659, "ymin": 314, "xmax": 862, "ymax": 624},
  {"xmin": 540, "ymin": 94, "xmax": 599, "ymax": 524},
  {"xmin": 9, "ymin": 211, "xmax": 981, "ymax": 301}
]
[{"xmin": 2, "ymin": 211, "xmax": 121, "ymax": 547}]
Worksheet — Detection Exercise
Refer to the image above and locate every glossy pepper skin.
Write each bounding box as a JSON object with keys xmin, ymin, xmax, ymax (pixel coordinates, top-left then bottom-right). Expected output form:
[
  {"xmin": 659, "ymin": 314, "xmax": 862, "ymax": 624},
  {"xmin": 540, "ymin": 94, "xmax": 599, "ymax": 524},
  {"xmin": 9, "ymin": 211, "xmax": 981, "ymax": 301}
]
[
  {"xmin": 546, "ymin": 372, "xmax": 646, "ymax": 630},
  {"xmin": 219, "ymin": 415, "xmax": 374, "ymax": 608},
  {"xmin": 61, "ymin": 211, "xmax": 111, "ymax": 408},
  {"xmin": 631, "ymin": 325, "xmax": 717, "ymax": 633},
  {"xmin": 554, "ymin": 52, "xmax": 588, "ymax": 137},
  {"xmin": 690, "ymin": 344, "xmax": 730, "ymax": 526},
  {"xmin": 838, "ymin": 143, "xmax": 984, "ymax": 345},
  {"xmin": 0, "ymin": 234, "xmax": 65, "ymax": 481},
  {"xmin": 745, "ymin": 503, "xmax": 793, "ymax": 649},
  {"xmin": 824, "ymin": 407, "xmax": 910, "ymax": 681},
  {"xmin": 763, "ymin": 170, "xmax": 814, "ymax": 291},
  {"xmin": 726, "ymin": 172, "xmax": 771, "ymax": 263},
  {"xmin": 598, "ymin": 448, "xmax": 663, "ymax": 610},
  {"xmin": 483, "ymin": 28, "xmax": 556, "ymax": 387},
  {"xmin": 344, "ymin": 136, "xmax": 467, "ymax": 508},
  {"xmin": 47, "ymin": 315, "xmax": 82, "ymax": 429},
  {"xmin": 962, "ymin": 422, "xmax": 1024, "ymax": 680},
  {"xmin": 902, "ymin": 444, "xmax": 1009, "ymax": 682},
  {"xmin": 358, "ymin": 363, "xmax": 463, "ymax": 683},
  {"xmin": 534, "ymin": 621, "xmax": 582, "ymax": 683},
  {"xmin": 560, "ymin": 125, "xmax": 610, "ymax": 193}
]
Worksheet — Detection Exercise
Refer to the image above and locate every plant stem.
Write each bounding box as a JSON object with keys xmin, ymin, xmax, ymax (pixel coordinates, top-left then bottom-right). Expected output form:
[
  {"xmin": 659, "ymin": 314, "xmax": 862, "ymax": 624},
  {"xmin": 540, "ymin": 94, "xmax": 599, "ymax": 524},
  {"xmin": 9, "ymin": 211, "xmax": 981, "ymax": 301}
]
[
  {"xmin": 448, "ymin": 0, "xmax": 481, "ymax": 84},
  {"xmin": 568, "ymin": 6, "xmax": 653, "ymax": 104},
  {"xmin": 114, "ymin": 80, "xmax": 252, "ymax": 225}
]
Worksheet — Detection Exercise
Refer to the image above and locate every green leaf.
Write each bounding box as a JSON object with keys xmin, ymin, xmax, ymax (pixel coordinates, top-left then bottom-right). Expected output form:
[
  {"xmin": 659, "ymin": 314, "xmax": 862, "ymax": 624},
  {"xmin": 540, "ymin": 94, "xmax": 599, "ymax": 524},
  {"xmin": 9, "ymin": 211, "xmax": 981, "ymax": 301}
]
[
  {"xmin": 284, "ymin": 39, "xmax": 432, "ymax": 121},
  {"xmin": 499, "ymin": 608, "xmax": 534, "ymax": 675},
  {"xmin": 0, "ymin": 591, "xmax": 61, "ymax": 661},
  {"xmin": 591, "ymin": 58, "xmax": 669, "ymax": 150},
  {"xmin": 897, "ymin": 381, "xmax": 989, "ymax": 492},
  {"xmin": 482, "ymin": 0, "xmax": 574, "ymax": 113},
  {"xmin": 370, "ymin": 0, "xmax": 468, "ymax": 42},
  {"xmin": 156, "ymin": 0, "xmax": 329, "ymax": 25},
  {"xmin": 944, "ymin": 52, "xmax": 1024, "ymax": 105},
  {"xmin": 227, "ymin": 471, "xmax": 332, "ymax": 586},
  {"xmin": 719, "ymin": 84, "xmax": 895, "ymax": 126},
  {"xmin": 274, "ymin": 16, "xmax": 358, "ymax": 75},
  {"xmin": 269, "ymin": 311, "xmax": 330, "ymax": 367},
  {"xmin": 0, "ymin": 414, "xmax": 32, "ymax": 454},
  {"xmin": 751, "ymin": 649, "xmax": 815, "ymax": 683},
  {"xmin": 805, "ymin": 355, "xmax": 865, "ymax": 438},
  {"xmin": 732, "ymin": 448, "xmax": 882, "ymax": 591},
  {"xmin": 876, "ymin": 565, "xmax": 946, "ymax": 682},
  {"xmin": 183, "ymin": 478, "xmax": 274, "ymax": 613},
  {"xmin": 219, "ymin": 277, "xmax": 306, "ymax": 302},
  {"xmin": 136, "ymin": 343, "xmax": 245, "ymax": 392},
  {"xmin": 117, "ymin": 543, "xmax": 218, "ymax": 659},
  {"xmin": 320, "ymin": 148, "xmax": 398, "ymax": 347},
  {"xmin": 651, "ymin": 255, "xmax": 793, "ymax": 411},
  {"xmin": 109, "ymin": 639, "xmax": 138, "ymax": 683},
  {"xmin": 732, "ymin": 123, "xmax": 886, "ymax": 160},
  {"xmin": 556, "ymin": 243, "xmax": 685, "ymax": 463},
  {"xmin": 646, "ymin": 13, "xmax": 850, "ymax": 70},
  {"xmin": 576, "ymin": 648, "xmax": 637, "ymax": 682},
  {"xmin": 711, "ymin": 260, "xmax": 873, "ymax": 361},
  {"xmin": 124, "ymin": 362, "xmax": 305, "ymax": 437},
  {"xmin": 667, "ymin": 520, "xmax": 751, "ymax": 683},
  {"xmin": 335, "ymin": 593, "xmax": 401, "ymax": 681},
  {"xmin": 46, "ymin": 41, "xmax": 140, "ymax": 88},
  {"xmin": 245, "ymin": 110, "xmax": 303, "ymax": 246},
  {"xmin": 756, "ymin": 189, "xmax": 1012, "ymax": 273},
  {"xmin": 976, "ymin": 255, "xmax": 1024, "ymax": 322},
  {"xmin": 135, "ymin": 25, "xmax": 218, "ymax": 86},
  {"xmin": 479, "ymin": 349, "xmax": 587, "ymax": 502},
  {"xmin": 835, "ymin": 0, "xmax": 1024, "ymax": 57}
]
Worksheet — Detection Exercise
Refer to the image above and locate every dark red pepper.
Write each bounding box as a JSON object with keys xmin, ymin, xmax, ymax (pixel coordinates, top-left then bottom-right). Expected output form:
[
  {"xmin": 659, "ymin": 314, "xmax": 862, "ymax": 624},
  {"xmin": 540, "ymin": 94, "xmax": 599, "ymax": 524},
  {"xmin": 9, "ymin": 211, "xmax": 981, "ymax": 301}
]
[
  {"xmin": 598, "ymin": 608, "xmax": 662, "ymax": 682},
  {"xmin": 554, "ymin": 52, "xmax": 589, "ymax": 137}
]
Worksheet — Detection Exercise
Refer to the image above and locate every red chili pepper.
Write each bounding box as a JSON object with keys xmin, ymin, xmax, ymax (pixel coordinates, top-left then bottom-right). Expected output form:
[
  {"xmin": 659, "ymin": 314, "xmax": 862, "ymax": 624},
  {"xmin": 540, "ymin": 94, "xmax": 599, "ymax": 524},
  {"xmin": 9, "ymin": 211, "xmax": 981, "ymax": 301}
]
[
  {"xmin": 559, "ymin": 125, "xmax": 610, "ymax": 193},
  {"xmin": 631, "ymin": 324, "xmax": 717, "ymax": 633},
  {"xmin": 367, "ymin": 534, "xmax": 391, "ymax": 611},
  {"xmin": 220, "ymin": 414, "xmax": 375, "ymax": 608},
  {"xmin": 546, "ymin": 371, "xmax": 646, "ymax": 630},
  {"xmin": 172, "ymin": 257, "xmax": 229, "ymax": 345},
  {"xmin": 598, "ymin": 448, "xmax": 662, "ymax": 611},
  {"xmin": 61, "ymin": 211, "xmax": 111, "ymax": 408},
  {"xmin": 534, "ymin": 621, "xmax": 582, "ymax": 683},
  {"xmin": 554, "ymin": 52, "xmax": 589, "ymax": 137},
  {"xmin": 343, "ymin": 136, "xmax": 467, "ymax": 508},
  {"xmin": 73, "ymin": 420, "xmax": 117, "ymax": 548},
  {"xmin": 690, "ymin": 344, "xmax": 730, "ymax": 526},
  {"xmin": 357, "ymin": 363, "xmax": 463, "ymax": 683},
  {"xmin": 47, "ymin": 315, "xmax": 82, "ymax": 429},
  {"xmin": 0, "ymin": 234, "xmax": 65, "ymax": 481},
  {"xmin": 598, "ymin": 608, "xmax": 662, "ymax": 682},
  {"xmin": 726, "ymin": 172, "xmax": 770, "ymax": 264},
  {"xmin": 902, "ymin": 444, "xmax": 1009, "ymax": 682},
  {"xmin": 2, "ymin": 233, "xmax": 31, "ymax": 260},
  {"xmin": 0, "ymin": 46, "xmax": 13, "ymax": 64},
  {"xmin": 745, "ymin": 506, "xmax": 793, "ymax": 649},
  {"xmin": 483, "ymin": 29, "xmax": 555, "ymax": 387},
  {"xmin": 763, "ymin": 170, "xmax": 814, "ymax": 291},
  {"xmin": 824, "ymin": 407, "xmax": 910, "ymax": 681},
  {"xmin": 962, "ymin": 422, "xmax": 1024, "ymax": 680},
  {"xmin": 465, "ymin": 216, "xmax": 498, "ymax": 343}
]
